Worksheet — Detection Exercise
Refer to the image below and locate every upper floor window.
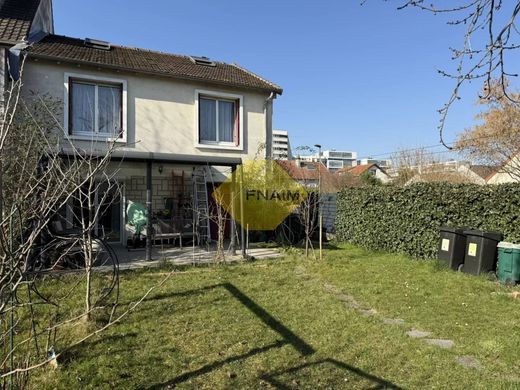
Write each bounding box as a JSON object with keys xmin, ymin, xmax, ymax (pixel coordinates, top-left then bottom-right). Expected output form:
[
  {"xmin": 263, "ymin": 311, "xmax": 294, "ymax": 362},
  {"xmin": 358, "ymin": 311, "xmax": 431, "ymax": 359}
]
[
  {"xmin": 196, "ymin": 90, "xmax": 243, "ymax": 150},
  {"xmin": 65, "ymin": 73, "xmax": 127, "ymax": 142}
]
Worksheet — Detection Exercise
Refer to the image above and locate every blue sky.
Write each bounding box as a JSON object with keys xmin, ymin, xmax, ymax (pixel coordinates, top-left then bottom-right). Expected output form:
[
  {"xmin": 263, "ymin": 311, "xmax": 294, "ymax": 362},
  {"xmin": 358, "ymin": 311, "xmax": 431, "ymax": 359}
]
[{"xmin": 53, "ymin": 0, "xmax": 510, "ymax": 160}]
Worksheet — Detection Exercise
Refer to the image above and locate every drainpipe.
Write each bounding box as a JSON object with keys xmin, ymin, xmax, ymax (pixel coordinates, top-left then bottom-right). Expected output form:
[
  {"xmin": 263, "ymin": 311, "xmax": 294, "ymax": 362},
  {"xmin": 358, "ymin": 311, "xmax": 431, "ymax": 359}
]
[
  {"xmin": 264, "ymin": 92, "xmax": 277, "ymax": 159},
  {"xmin": 145, "ymin": 160, "xmax": 152, "ymax": 261},
  {"xmin": 229, "ymin": 164, "xmax": 237, "ymax": 256}
]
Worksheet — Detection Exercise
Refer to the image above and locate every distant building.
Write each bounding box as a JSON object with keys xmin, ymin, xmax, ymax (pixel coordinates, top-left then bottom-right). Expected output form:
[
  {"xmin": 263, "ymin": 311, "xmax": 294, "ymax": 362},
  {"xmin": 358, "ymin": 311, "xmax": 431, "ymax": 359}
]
[
  {"xmin": 358, "ymin": 158, "xmax": 392, "ymax": 169},
  {"xmin": 298, "ymin": 150, "xmax": 358, "ymax": 172},
  {"xmin": 322, "ymin": 150, "xmax": 358, "ymax": 171},
  {"xmin": 272, "ymin": 129, "xmax": 292, "ymax": 160}
]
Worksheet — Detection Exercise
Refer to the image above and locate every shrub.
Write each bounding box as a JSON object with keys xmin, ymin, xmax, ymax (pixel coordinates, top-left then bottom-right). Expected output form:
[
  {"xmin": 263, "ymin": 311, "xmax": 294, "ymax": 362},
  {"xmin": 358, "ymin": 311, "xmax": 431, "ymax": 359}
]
[{"xmin": 335, "ymin": 183, "xmax": 520, "ymax": 259}]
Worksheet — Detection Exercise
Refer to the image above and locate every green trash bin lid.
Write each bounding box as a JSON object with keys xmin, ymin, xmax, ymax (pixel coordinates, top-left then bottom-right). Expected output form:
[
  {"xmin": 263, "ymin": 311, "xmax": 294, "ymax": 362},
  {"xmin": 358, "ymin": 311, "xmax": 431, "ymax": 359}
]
[{"xmin": 497, "ymin": 241, "xmax": 520, "ymax": 250}]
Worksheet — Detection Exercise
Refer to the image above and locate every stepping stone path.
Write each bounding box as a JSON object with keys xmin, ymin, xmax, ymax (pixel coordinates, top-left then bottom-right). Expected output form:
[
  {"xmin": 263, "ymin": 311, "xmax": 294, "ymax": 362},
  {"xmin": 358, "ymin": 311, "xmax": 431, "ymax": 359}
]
[
  {"xmin": 425, "ymin": 339, "xmax": 454, "ymax": 349},
  {"xmin": 406, "ymin": 329, "xmax": 432, "ymax": 338},
  {"xmin": 455, "ymin": 356, "xmax": 481, "ymax": 369},
  {"xmin": 383, "ymin": 318, "xmax": 405, "ymax": 325},
  {"xmin": 337, "ymin": 294, "xmax": 361, "ymax": 309},
  {"xmin": 303, "ymin": 274, "xmax": 485, "ymax": 369},
  {"xmin": 323, "ymin": 283, "xmax": 340, "ymax": 294},
  {"xmin": 360, "ymin": 308, "xmax": 378, "ymax": 317}
]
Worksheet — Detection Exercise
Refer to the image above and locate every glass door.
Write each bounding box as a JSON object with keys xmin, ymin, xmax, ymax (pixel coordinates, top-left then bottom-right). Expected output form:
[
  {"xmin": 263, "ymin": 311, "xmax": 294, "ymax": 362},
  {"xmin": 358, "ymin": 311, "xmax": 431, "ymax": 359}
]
[{"xmin": 96, "ymin": 181, "xmax": 122, "ymax": 242}]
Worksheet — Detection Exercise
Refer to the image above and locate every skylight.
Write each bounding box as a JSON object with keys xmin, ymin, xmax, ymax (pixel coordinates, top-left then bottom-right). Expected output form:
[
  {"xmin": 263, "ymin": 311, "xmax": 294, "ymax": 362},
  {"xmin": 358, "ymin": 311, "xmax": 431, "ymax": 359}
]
[
  {"xmin": 189, "ymin": 56, "xmax": 216, "ymax": 67},
  {"xmin": 84, "ymin": 38, "xmax": 111, "ymax": 51}
]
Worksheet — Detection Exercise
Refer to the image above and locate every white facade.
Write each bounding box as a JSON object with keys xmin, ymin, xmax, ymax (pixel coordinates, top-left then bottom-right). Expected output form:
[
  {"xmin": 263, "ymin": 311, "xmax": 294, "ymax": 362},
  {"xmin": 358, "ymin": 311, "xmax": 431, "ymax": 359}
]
[
  {"xmin": 297, "ymin": 150, "xmax": 357, "ymax": 172},
  {"xmin": 361, "ymin": 165, "xmax": 391, "ymax": 183},
  {"xmin": 358, "ymin": 158, "xmax": 392, "ymax": 169},
  {"xmin": 21, "ymin": 54, "xmax": 278, "ymax": 245},
  {"xmin": 272, "ymin": 129, "xmax": 292, "ymax": 160},
  {"xmin": 23, "ymin": 60, "xmax": 272, "ymax": 160},
  {"xmin": 487, "ymin": 156, "xmax": 520, "ymax": 184}
]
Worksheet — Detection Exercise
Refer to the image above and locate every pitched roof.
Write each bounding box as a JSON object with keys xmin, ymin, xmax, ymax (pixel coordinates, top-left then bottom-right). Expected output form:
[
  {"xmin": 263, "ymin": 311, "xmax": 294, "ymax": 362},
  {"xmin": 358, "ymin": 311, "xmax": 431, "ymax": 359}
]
[
  {"xmin": 25, "ymin": 34, "xmax": 283, "ymax": 94},
  {"xmin": 276, "ymin": 160, "xmax": 339, "ymax": 192},
  {"xmin": 341, "ymin": 163, "xmax": 380, "ymax": 176},
  {"xmin": 406, "ymin": 171, "xmax": 484, "ymax": 185},
  {"xmin": 469, "ymin": 165, "xmax": 497, "ymax": 180},
  {"xmin": 0, "ymin": 0, "xmax": 41, "ymax": 44},
  {"xmin": 276, "ymin": 160, "xmax": 324, "ymax": 180}
]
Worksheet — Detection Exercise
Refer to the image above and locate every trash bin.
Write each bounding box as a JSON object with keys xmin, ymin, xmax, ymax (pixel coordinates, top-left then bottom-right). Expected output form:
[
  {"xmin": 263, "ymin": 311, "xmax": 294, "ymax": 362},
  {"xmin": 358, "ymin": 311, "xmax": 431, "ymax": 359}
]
[
  {"xmin": 497, "ymin": 242, "xmax": 520, "ymax": 285},
  {"xmin": 462, "ymin": 230, "xmax": 503, "ymax": 276},
  {"xmin": 438, "ymin": 227, "xmax": 467, "ymax": 271}
]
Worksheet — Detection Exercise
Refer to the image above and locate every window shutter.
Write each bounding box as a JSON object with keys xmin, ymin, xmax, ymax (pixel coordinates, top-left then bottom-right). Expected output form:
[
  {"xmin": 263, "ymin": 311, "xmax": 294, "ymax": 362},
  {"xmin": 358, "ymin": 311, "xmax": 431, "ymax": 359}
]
[
  {"xmin": 119, "ymin": 84, "xmax": 124, "ymax": 138},
  {"xmin": 68, "ymin": 81, "xmax": 73, "ymax": 135},
  {"xmin": 234, "ymin": 99, "xmax": 239, "ymax": 146}
]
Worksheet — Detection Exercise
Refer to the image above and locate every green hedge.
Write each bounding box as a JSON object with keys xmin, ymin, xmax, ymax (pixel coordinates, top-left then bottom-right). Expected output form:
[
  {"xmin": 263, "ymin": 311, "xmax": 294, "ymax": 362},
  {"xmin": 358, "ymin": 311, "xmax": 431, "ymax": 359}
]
[{"xmin": 335, "ymin": 183, "xmax": 520, "ymax": 259}]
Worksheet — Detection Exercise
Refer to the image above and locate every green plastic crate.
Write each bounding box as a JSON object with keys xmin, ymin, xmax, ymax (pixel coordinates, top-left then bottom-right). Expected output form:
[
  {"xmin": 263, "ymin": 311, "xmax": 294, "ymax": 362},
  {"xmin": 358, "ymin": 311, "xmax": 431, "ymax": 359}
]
[{"xmin": 497, "ymin": 242, "xmax": 520, "ymax": 285}]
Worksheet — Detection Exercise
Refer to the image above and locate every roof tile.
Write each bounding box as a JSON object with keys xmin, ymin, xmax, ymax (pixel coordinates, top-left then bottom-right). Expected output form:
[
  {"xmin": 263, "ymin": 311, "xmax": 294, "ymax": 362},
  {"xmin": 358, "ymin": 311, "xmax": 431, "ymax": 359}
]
[
  {"xmin": 341, "ymin": 164, "xmax": 376, "ymax": 176},
  {"xmin": 26, "ymin": 35, "xmax": 283, "ymax": 94},
  {"xmin": 0, "ymin": 0, "xmax": 40, "ymax": 44}
]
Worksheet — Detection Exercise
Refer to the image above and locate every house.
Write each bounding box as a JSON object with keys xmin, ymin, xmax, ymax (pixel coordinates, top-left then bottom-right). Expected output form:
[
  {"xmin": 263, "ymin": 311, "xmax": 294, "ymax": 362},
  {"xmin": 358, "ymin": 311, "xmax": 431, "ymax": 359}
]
[
  {"xmin": 276, "ymin": 159, "xmax": 341, "ymax": 235},
  {"xmin": 469, "ymin": 165, "xmax": 497, "ymax": 182},
  {"xmin": 485, "ymin": 157, "xmax": 520, "ymax": 184},
  {"xmin": 276, "ymin": 160, "xmax": 339, "ymax": 192},
  {"xmin": 403, "ymin": 162, "xmax": 493, "ymax": 185},
  {"xmin": 339, "ymin": 163, "xmax": 390, "ymax": 184},
  {"xmin": 2, "ymin": 0, "xmax": 282, "ymax": 256},
  {"xmin": 0, "ymin": 0, "xmax": 54, "ymax": 110}
]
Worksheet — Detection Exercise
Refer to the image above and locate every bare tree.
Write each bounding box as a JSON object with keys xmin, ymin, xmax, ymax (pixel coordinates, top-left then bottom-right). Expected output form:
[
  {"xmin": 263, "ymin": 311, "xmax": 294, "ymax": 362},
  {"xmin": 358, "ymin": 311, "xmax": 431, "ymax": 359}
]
[
  {"xmin": 455, "ymin": 79, "xmax": 520, "ymax": 181},
  {"xmin": 390, "ymin": 147, "xmax": 438, "ymax": 185},
  {"xmin": 65, "ymin": 153, "xmax": 122, "ymax": 318},
  {"xmin": 206, "ymin": 167, "xmax": 233, "ymax": 263},
  {"xmin": 298, "ymin": 189, "xmax": 320, "ymax": 258},
  {"xmin": 372, "ymin": 1, "xmax": 520, "ymax": 146},
  {"xmin": 289, "ymin": 155, "xmax": 322, "ymax": 258},
  {"xmin": 0, "ymin": 60, "xmax": 172, "ymax": 385}
]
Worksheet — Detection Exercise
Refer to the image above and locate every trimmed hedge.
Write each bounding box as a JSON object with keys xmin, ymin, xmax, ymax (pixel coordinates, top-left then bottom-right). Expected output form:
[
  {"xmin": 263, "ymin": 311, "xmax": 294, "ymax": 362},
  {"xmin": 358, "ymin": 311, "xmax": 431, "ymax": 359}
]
[{"xmin": 335, "ymin": 183, "xmax": 520, "ymax": 259}]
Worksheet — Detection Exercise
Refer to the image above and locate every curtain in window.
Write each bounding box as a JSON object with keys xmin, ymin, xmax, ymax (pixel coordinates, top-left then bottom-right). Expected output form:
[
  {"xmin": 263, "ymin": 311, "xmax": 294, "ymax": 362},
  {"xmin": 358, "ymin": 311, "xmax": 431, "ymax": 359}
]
[
  {"xmin": 218, "ymin": 100, "xmax": 234, "ymax": 143},
  {"xmin": 200, "ymin": 98, "xmax": 216, "ymax": 141},
  {"xmin": 98, "ymin": 85, "xmax": 122, "ymax": 136},
  {"xmin": 71, "ymin": 82, "xmax": 95, "ymax": 133}
]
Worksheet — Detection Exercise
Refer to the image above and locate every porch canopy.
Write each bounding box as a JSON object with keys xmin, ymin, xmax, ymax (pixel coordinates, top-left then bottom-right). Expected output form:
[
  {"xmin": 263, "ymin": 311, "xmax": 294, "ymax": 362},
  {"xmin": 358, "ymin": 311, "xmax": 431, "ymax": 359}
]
[
  {"xmin": 59, "ymin": 149, "xmax": 243, "ymax": 260},
  {"xmin": 60, "ymin": 149, "xmax": 242, "ymax": 167}
]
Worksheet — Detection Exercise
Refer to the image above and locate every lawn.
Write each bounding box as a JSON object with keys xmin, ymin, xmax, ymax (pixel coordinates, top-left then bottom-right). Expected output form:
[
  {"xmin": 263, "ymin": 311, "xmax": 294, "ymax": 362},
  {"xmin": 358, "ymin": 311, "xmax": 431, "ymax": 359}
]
[{"xmin": 30, "ymin": 244, "xmax": 520, "ymax": 389}]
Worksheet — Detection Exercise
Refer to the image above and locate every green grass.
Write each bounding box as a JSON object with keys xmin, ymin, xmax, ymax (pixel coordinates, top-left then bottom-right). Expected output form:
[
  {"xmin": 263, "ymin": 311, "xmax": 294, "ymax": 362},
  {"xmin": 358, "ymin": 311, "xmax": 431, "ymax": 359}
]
[{"xmin": 28, "ymin": 244, "xmax": 520, "ymax": 389}]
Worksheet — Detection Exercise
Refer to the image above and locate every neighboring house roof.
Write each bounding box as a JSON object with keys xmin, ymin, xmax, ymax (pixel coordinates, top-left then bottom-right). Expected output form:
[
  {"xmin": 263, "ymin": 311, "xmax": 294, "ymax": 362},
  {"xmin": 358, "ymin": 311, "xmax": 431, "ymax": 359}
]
[
  {"xmin": 276, "ymin": 160, "xmax": 339, "ymax": 192},
  {"xmin": 0, "ymin": 0, "xmax": 41, "ymax": 44},
  {"xmin": 405, "ymin": 168, "xmax": 485, "ymax": 185},
  {"xmin": 484, "ymin": 154, "xmax": 519, "ymax": 182},
  {"xmin": 276, "ymin": 160, "xmax": 324, "ymax": 180},
  {"xmin": 24, "ymin": 34, "xmax": 283, "ymax": 94},
  {"xmin": 469, "ymin": 165, "xmax": 497, "ymax": 180},
  {"xmin": 485, "ymin": 156, "xmax": 520, "ymax": 183},
  {"xmin": 340, "ymin": 163, "xmax": 385, "ymax": 176},
  {"xmin": 335, "ymin": 171, "xmax": 363, "ymax": 188},
  {"xmin": 486, "ymin": 169, "xmax": 499, "ymax": 182}
]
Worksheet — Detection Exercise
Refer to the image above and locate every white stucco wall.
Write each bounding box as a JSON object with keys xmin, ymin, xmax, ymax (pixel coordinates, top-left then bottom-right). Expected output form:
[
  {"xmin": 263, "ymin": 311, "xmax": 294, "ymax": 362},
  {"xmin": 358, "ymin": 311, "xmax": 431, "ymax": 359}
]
[
  {"xmin": 487, "ymin": 157, "xmax": 520, "ymax": 184},
  {"xmin": 22, "ymin": 59, "xmax": 271, "ymax": 160},
  {"xmin": 488, "ymin": 171, "xmax": 518, "ymax": 184},
  {"xmin": 371, "ymin": 167, "xmax": 390, "ymax": 183}
]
